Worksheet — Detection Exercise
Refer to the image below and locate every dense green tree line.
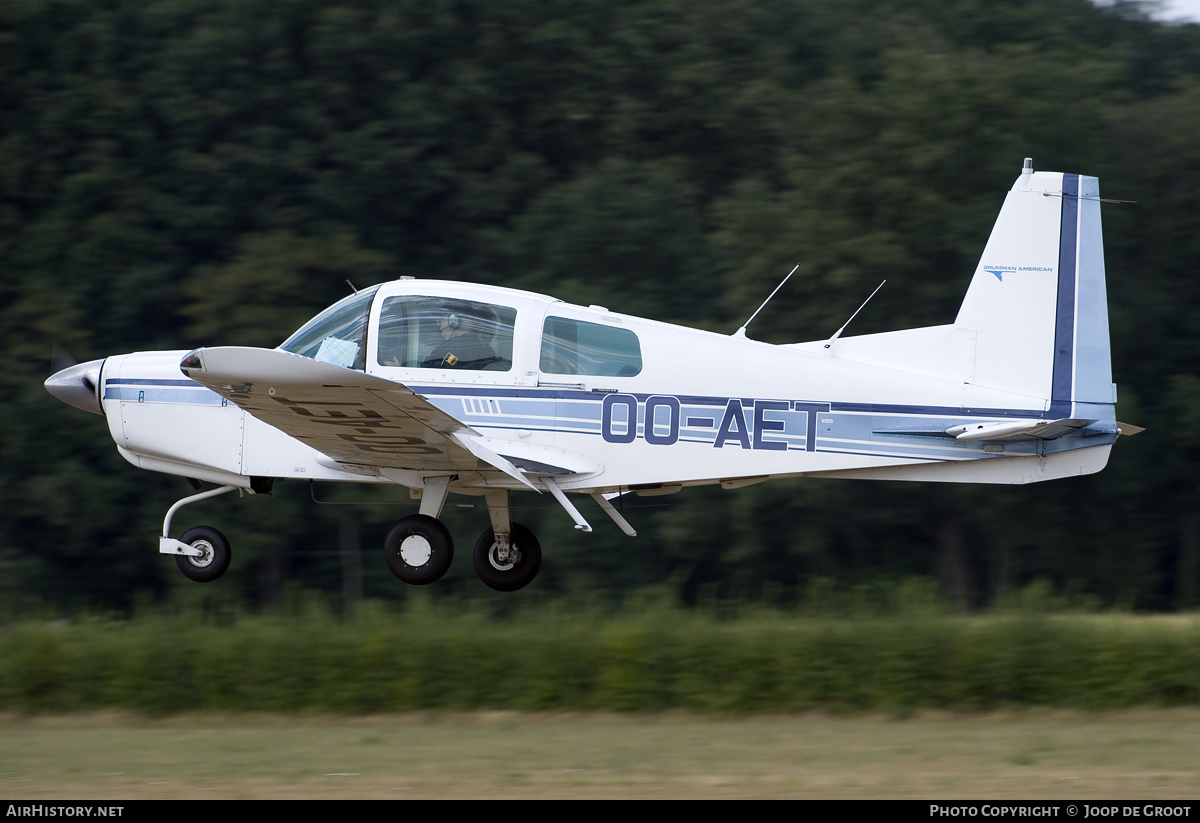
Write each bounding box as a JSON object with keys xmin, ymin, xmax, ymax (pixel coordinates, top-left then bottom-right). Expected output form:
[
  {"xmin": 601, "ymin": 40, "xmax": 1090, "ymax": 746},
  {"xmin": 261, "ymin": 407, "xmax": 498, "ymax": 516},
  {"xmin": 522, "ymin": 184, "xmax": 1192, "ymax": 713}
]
[{"xmin": 2, "ymin": 0, "xmax": 1197, "ymax": 612}]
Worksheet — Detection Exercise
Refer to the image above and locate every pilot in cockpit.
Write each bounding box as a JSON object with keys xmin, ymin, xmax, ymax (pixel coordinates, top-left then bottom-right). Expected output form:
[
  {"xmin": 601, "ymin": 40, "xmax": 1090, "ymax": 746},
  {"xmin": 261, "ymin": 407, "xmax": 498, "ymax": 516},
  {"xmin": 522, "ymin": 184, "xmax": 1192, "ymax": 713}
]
[{"xmin": 421, "ymin": 300, "xmax": 503, "ymax": 369}]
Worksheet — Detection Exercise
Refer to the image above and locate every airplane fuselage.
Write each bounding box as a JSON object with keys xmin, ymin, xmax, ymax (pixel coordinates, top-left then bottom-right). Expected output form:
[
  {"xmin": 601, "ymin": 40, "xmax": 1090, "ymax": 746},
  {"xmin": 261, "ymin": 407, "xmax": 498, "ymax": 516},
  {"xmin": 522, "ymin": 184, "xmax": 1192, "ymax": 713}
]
[{"xmin": 96, "ymin": 275, "xmax": 1116, "ymax": 497}]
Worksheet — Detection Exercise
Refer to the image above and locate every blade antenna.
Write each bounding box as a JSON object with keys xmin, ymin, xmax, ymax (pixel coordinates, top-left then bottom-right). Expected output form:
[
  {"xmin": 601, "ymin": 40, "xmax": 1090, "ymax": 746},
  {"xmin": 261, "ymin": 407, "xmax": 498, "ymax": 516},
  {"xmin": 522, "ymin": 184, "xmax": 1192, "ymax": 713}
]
[
  {"xmin": 823, "ymin": 280, "xmax": 886, "ymax": 351},
  {"xmin": 733, "ymin": 264, "xmax": 799, "ymax": 338}
]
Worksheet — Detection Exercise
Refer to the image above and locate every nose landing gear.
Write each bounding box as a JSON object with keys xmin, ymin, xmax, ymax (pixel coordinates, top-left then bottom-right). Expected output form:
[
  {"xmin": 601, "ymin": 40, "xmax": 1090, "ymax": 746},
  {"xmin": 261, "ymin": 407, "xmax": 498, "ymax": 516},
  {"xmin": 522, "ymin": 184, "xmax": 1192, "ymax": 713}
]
[{"xmin": 159, "ymin": 484, "xmax": 239, "ymax": 583}]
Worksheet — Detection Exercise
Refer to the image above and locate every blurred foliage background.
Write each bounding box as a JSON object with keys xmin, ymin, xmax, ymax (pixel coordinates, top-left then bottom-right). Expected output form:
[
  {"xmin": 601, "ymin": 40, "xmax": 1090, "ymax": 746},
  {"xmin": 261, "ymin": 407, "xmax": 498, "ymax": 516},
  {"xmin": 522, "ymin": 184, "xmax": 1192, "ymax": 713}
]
[{"xmin": 2, "ymin": 0, "xmax": 1197, "ymax": 615}]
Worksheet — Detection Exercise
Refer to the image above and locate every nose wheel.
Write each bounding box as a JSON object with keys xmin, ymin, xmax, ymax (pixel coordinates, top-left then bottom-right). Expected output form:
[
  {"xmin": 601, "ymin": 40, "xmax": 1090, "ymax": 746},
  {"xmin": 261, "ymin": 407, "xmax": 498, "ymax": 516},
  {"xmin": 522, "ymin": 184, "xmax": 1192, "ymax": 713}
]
[{"xmin": 174, "ymin": 525, "xmax": 232, "ymax": 583}]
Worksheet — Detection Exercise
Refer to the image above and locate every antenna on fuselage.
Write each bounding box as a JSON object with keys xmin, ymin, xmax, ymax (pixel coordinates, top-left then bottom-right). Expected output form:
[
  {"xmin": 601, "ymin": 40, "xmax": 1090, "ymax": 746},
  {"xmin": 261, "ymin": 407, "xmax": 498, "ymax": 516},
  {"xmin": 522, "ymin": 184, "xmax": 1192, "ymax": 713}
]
[
  {"xmin": 733, "ymin": 264, "xmax": 799, "ymax": 338},
  {"xmin": 823, "ymin": 280, "xmax": 886, "ymax": 352}
]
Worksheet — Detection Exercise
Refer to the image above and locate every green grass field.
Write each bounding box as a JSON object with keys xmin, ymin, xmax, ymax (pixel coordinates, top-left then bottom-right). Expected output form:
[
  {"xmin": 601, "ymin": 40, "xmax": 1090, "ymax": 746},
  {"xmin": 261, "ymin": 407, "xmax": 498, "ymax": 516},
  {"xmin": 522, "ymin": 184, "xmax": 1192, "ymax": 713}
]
[
  {"xmin": 5, "ymin": 603, "xmax": 1200, "ymax": 797},
  {"xmin": 3, "ymin": 710, "xmax": 1200, "ymax": 799}
]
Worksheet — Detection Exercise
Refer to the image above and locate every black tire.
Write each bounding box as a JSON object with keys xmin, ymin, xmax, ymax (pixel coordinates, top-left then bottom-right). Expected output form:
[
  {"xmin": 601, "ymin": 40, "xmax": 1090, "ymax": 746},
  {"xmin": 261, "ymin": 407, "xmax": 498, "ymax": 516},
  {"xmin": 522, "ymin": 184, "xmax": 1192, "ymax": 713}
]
[
  {"xmin": 175, "ymin": 525, "xmax": 232, "ymax": 583},
  {"xmin": 473, "ymin": 523, "xmax": 541, "ymax": 592},
  {"xmin": 384, "ymin": 514, "xmax": 454, "ymax": 585}
]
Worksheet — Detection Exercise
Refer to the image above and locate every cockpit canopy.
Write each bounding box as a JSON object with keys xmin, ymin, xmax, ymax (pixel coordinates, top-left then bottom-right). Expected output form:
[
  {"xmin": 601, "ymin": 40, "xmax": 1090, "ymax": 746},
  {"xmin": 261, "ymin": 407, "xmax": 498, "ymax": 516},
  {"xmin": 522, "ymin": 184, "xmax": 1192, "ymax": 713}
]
[{"xmin": 279, "ymin": 281, "xmax": 642, "ymax": 379}]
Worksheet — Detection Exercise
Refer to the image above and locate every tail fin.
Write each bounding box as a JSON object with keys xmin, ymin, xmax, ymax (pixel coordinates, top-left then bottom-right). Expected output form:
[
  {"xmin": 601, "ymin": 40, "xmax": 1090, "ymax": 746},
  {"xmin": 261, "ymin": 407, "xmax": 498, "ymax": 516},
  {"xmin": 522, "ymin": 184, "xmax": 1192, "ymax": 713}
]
[
  {"xmin": 803, "ymin": 160, "xmax": 1124, "ymax": 484},
  {"xmin": 954, "ymin": 160, "xmax": 1114, "ymax": 415}
]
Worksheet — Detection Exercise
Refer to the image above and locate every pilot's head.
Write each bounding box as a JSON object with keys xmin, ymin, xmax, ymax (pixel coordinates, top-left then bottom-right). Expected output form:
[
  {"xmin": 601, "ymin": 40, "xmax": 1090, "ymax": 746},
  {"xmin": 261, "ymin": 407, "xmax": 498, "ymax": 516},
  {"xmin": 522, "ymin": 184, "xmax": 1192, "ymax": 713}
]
[
  {"xmin": 436, "ymin": 302, "xmax": 468, "ymax": 338},
  {"xmin": 435, "ymin": 301, "xmax": 495, "ymax": 340}
]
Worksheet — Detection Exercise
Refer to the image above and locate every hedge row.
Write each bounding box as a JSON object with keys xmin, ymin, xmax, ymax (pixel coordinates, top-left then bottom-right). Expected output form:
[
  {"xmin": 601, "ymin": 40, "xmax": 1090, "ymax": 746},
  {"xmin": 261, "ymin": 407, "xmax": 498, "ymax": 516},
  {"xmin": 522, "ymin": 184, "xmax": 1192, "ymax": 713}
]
[{"xmin": 3, "ymin": 600, "xmax": 1199, "ymax": 714}]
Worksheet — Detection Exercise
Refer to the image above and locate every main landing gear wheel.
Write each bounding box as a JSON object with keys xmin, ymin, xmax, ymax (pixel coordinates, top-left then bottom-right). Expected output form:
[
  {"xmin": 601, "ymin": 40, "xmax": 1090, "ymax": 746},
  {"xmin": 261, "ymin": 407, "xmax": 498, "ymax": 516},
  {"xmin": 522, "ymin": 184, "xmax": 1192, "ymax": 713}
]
[
  {"xmin": 175, "ymin": 525, "xmax": 232, "ymax": 583},
  {"xmin": 473, "ymin": 523, "xmax": 541, "ymax": 592},
  {"xmin": 384, "ymin": 514, "xmax": 454, "ymax": 585}
]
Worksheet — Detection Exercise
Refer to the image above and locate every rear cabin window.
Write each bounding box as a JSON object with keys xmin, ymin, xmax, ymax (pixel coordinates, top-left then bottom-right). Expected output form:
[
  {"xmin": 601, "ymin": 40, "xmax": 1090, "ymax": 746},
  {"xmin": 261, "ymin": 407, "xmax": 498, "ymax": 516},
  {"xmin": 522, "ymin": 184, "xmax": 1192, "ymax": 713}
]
[
  {"xmin": 540, "ymin": 316, "xmax": 642, "ymax": 377},
  {"xmin": 377, "ymin": 296, "xmax": 515, "ymax": 371}
]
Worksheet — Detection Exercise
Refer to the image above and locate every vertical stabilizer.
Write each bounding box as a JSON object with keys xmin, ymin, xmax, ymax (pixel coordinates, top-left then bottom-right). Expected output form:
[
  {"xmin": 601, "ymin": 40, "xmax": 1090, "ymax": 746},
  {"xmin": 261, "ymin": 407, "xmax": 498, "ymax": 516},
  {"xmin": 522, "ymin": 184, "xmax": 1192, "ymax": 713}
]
[{"xmin": 954, "ymin": 161, "xmax": 1113, "ymax": 414}]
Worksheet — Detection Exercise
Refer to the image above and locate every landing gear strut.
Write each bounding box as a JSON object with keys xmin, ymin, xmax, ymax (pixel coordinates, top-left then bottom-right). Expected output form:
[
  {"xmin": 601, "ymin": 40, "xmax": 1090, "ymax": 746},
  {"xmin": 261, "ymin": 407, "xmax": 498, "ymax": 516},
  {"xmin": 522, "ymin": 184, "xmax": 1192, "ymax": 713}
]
[
  {"xmin": 384, "ymin": 482, "xmax": 546, "ymax": 591},
  {"xmin": 472, "ymin": 488, "xmax": 541, "ymax": 591},
  {"xmin": 160, "ymin": 484, "xmax": 238, "ymax": 583}
]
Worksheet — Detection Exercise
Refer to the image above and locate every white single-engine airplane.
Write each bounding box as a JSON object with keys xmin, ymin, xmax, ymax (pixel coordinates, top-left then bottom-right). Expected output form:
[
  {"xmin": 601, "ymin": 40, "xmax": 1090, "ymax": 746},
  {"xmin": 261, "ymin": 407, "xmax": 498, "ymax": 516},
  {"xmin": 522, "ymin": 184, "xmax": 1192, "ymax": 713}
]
[{"xmin": 46, "ymin": 160, "xmax": 1138, "ymax": 591}]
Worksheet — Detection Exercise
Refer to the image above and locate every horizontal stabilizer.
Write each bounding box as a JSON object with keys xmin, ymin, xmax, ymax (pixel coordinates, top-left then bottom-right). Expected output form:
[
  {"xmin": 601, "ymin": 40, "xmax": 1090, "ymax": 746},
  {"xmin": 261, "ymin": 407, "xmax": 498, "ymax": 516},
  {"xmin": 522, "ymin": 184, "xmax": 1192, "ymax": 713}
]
[
  {"xmin": 877, "ymin": 418, "xmax": 1101, "ymax": 442},
  {"xmin": 947, "ymin": 418, "xmax": 1094, "ymax": 442},
  {"xmin": 1116, "ymin": 421, "xmax": 1145, "ymax": 437}
]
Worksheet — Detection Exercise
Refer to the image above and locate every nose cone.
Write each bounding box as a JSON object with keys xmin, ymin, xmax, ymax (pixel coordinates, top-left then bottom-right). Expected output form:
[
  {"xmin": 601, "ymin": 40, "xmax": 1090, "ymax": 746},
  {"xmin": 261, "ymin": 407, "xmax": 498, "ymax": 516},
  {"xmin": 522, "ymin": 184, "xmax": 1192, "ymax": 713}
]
[{"xmin": 45, "ymin": 358, "xmax": 104, "ymax": 415}]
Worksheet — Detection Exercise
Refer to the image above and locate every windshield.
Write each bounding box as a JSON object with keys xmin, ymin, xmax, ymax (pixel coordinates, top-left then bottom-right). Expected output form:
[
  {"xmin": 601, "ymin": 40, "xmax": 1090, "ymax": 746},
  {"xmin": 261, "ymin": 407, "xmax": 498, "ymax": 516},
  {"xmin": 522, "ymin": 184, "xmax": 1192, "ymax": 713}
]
[{"xmin": 279, "ymin": 286, "xmax": 380, "ymax": 370}]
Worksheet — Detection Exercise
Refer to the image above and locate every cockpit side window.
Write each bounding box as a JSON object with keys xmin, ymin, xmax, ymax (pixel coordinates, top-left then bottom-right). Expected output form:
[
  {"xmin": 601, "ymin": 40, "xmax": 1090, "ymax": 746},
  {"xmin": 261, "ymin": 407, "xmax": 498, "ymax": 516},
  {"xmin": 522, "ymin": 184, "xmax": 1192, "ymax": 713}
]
[
  {"xmin": 540, "ymin": 316, "xmax": 642, "ymax": 377},
  {"xmin": 279, "ymin": 286, "xmax": 380, "ymax": 370},
  {"xmin": 377, "ymin": 296, "xmax": 515, "ymax": 371}
]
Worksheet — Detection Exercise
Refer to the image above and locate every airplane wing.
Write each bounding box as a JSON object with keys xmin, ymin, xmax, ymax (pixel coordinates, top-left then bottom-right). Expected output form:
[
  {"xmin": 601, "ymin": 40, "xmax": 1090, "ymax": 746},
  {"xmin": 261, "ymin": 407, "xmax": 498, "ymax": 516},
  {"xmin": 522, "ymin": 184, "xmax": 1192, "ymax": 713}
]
[{"xmin": 180, "ymin": 346, "xmax": 538, "ymax": 488}]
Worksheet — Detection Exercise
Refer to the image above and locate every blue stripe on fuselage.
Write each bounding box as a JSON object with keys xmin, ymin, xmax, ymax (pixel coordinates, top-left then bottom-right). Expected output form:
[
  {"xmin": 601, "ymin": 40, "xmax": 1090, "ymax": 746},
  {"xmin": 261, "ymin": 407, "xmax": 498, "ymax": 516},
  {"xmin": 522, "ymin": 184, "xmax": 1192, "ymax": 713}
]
[
  {"xmin": 103, "ymin": 379, "xmax": 225, "ymax": 406},
  {"xmin": 414, "ymin": 384, "xmax": 1054, "ymax": 420}
]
